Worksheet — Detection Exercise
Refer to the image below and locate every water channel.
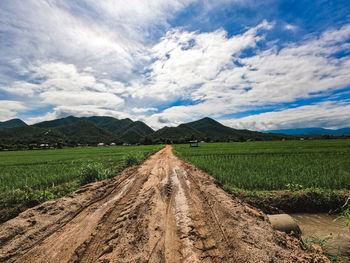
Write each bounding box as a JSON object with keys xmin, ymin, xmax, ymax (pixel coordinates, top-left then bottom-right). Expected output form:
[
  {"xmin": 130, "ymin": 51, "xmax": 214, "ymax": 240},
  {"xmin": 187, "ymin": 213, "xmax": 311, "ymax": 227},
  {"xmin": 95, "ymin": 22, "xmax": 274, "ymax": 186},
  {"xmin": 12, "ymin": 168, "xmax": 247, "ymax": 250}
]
[{"xmin": 291, "ymin": 213, "xmax": 350, "ymax": 261}]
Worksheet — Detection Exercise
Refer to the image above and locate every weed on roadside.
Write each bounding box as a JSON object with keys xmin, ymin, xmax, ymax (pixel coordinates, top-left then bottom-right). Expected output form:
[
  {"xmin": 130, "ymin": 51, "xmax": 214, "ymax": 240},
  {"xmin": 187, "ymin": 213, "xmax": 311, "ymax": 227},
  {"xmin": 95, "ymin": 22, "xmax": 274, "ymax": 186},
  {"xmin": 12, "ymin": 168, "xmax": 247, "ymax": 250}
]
[{"xmin": 78, "ymin": 163, "xmax": 113, "ymax": 185}]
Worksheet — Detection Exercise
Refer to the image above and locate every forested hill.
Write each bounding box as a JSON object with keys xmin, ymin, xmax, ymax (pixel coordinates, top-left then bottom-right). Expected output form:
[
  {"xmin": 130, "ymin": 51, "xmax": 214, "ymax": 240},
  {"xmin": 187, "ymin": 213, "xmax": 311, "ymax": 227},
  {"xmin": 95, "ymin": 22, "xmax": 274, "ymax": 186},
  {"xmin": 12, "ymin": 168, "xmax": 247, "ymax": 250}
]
[
  {"xmin": 0, "ymin": 116, "xmax": 298, "ymax": 148},
  {"xmin": 148, "ymin": 117, "xmax": 294, "ymax": 143},
  {"xmin": 0, "ymin": 116, "xmax": 153, "ymax": 147},
  {"xmin": 34, "ymin": 116, "xmax": 154, "ymax": 143},
  {"xmin": 0, "ymin": 119, "xmax": 27, "ymax": 129}
]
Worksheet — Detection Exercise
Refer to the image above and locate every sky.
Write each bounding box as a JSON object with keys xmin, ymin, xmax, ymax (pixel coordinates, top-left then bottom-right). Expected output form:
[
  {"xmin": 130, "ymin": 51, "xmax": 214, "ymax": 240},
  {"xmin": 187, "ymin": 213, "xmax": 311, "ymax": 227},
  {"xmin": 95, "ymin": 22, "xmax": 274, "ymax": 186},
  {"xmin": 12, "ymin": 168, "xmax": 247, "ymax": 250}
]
[{"xmin": 0, "ymin": 0, "xmax": 350, "ymax": 131}]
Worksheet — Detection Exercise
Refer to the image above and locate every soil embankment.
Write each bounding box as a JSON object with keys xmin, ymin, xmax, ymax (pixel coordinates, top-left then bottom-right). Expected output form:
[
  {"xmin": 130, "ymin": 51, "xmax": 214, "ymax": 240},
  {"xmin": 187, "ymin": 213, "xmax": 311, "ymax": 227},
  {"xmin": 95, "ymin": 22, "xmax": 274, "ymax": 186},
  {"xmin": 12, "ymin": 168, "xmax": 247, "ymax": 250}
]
[{"xmin": 0, "ymin": 146, "xmax": 330, "ymax": 262}]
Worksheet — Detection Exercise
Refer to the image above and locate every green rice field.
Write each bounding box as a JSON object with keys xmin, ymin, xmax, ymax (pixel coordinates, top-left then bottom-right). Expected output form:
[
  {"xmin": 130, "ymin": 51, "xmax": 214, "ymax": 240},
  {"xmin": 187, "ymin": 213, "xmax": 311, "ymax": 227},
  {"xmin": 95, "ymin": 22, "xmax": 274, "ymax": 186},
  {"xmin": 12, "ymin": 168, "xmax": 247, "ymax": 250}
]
[
  {"xmin": 173, "ymin": 139, "xmax": 350, "ymax": 190},
  {"xmin": 0, "ymin": 145, "xmax": 163, "ymax": 190},
  {"xmin": 0, "ymin": 145, "xmax": 163, "ymax": 222}
]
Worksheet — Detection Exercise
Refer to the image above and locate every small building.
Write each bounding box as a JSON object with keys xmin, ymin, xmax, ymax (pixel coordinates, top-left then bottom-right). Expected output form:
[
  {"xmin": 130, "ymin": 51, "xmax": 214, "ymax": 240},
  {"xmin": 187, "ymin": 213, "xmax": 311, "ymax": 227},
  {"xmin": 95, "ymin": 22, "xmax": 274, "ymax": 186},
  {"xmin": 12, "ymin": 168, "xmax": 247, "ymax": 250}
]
[
  {"xmin": 110, "ymin": 142, "xmax": 116, "ymax": 146},
  {"xmin": 97, "ymin": 142, "xmax": 105, "ymax": 147},
  {"xmin": 39, "ymin": 143, "xmax": 49, "ymax": 149},
  {"xmin": 189, "ymin": 140, "xmax": 199, "ymax": 147}
]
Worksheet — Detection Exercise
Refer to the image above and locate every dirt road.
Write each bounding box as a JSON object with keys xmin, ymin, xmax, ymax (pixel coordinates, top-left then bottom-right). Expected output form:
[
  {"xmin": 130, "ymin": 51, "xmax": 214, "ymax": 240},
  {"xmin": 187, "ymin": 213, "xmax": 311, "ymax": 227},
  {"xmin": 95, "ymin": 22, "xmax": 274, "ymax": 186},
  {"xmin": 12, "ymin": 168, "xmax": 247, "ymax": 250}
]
[{"xmin": 0, "ymin": 146, "xmax": 329, "ymax": 262}]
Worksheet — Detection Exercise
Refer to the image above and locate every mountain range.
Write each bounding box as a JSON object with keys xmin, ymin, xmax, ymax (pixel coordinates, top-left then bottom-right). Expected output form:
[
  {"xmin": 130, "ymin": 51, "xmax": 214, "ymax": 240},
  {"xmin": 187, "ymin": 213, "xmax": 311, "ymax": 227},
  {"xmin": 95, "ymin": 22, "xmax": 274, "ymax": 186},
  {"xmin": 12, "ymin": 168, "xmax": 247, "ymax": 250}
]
[
  {"xmin": 0, "ymin": 116, "xmax": 155, "ymax": 147},
  {"xmin": 149, "ymin": 117, "xmax": 289, "ymax": 143},
  {"xmin": 265, "ymin": 127, "xmax": 350, "ymax": 136},
  {"xmin": 33, "ymin": 116, "xmax": 154, "ymax": 143},
  {"xmin": 1, "ymin": 115, "xmax": 348, "ymax": 148}
]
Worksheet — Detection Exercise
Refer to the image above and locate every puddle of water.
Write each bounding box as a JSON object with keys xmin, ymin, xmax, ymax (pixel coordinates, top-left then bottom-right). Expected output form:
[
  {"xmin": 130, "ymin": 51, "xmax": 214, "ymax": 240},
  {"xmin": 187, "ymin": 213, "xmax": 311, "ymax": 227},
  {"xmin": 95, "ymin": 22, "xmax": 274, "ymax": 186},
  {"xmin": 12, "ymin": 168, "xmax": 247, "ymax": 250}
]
[{"xmin": 291, "ymin": 213, "xmax": 350, "ymax": 258}]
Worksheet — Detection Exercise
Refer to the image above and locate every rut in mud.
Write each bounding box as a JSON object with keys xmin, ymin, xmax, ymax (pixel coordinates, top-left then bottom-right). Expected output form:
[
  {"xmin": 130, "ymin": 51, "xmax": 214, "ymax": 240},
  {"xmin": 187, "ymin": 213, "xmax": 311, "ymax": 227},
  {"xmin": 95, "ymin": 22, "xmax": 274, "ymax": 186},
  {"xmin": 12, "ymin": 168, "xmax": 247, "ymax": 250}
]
[{"xmin": 0, "ymin": 146, "xmax": 330, "ymax": 263}]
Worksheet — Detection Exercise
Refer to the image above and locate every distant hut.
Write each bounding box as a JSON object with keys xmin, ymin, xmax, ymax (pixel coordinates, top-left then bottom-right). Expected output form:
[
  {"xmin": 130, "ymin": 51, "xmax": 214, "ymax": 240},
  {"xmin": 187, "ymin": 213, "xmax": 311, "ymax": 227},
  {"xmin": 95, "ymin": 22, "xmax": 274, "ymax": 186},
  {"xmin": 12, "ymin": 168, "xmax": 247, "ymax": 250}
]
[{"xmin": 39, "ymin": 143, "xmax": 49, "ymax": 149}]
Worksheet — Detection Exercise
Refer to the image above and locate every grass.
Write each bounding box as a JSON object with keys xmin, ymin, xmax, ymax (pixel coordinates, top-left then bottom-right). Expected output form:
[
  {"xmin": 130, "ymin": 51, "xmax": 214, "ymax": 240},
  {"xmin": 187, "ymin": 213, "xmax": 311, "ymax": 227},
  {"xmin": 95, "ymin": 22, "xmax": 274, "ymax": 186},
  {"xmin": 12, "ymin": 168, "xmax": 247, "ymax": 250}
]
[
  {"xmin": 301, "ymin": 234, "xmax": 338, "ymax": 261},
  {"xmin": 0, "ymin": 145, "xmax": 163, "ymax": 223},
  {"xmin": 173, "ymin": 140, "xmax": 350, "ymax": 215},
  {"xmin": 173, "ymin": 140, "xmax": 350, "ymax": 191},
  {"xmin": 338, "ymin": 197, "xmax": 350, "ymax": 229}
]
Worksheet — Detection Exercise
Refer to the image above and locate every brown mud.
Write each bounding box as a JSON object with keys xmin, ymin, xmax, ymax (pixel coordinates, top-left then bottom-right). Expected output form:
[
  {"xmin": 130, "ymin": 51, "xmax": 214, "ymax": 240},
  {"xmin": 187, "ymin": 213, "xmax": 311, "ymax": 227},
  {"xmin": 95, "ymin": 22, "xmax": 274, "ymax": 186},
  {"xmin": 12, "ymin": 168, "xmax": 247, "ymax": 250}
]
[
  {"xmin": 231, "ymin": 190, "xmax": 350, "ymax": 215},
  {"xmin": 0, "ymin": 146, "xmax": 330, "ymax": 262}
]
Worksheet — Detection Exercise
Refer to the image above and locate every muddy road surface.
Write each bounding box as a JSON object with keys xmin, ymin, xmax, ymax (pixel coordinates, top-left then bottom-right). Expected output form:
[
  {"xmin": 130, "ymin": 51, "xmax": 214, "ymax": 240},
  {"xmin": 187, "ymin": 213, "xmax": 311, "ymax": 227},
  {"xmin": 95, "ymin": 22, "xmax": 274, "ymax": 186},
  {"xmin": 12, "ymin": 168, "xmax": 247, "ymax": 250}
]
[{"xmin": 0, "ymin": 146, "xmax": 329, "ymax": 262}]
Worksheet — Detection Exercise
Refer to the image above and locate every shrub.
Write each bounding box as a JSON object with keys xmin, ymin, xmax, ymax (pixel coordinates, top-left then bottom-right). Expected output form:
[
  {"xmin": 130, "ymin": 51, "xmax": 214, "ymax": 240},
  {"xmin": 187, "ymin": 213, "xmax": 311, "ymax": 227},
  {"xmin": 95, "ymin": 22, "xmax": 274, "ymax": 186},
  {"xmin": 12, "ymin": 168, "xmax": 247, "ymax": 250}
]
[
  {"xmin": 124, "ymin": 154, "xmax": 139, "ymax": 167},
  {"xmin": 78, "ymin": 163, "xmax": 112, "ymax": 185},
  {"xmin": 123, "ymin": 151, "xmax": 154, "ymax": 167}
]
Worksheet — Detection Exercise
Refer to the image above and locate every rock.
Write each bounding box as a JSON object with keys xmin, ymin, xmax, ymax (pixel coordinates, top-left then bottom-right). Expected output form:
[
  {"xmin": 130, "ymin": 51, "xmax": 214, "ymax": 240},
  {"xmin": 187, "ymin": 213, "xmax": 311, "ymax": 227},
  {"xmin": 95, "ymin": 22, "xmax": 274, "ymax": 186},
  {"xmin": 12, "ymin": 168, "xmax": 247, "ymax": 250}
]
[
  {"xmin": 312, "ymin": 244, "xmax": 324, "ymax": 254},
  {"xmin": 267, "ymin": 214, "xmax": 301, "ymax": 234}
]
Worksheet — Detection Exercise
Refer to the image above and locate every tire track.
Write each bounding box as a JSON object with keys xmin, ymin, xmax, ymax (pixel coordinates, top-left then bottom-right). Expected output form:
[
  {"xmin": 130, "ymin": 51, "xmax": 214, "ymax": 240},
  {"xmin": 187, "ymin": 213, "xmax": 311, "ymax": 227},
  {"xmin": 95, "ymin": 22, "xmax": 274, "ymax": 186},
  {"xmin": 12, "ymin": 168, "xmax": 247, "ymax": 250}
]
[
  {"xmin": 0, "ymin": 167, "xmax": 138, "ymax": 263},
  {"xmin": 13, "ymin": 174, "xmax": 139, "ymax": 263},
  {"xmin": 170, "ymin": 167, "xmax": 200, "ymax": 263}
]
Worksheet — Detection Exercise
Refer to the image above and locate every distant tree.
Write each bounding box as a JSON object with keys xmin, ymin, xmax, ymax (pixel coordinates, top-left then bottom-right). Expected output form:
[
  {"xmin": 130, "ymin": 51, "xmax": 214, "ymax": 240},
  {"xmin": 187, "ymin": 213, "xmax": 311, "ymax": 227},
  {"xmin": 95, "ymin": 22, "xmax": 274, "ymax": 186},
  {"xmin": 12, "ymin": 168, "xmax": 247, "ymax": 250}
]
[
  {"xmin": 141, "ymin": 137, "xmax": 153, "ymax": 145},
  {"xmin": 238, "ymin": 136, "xmax": 245, "ymax": 142}
]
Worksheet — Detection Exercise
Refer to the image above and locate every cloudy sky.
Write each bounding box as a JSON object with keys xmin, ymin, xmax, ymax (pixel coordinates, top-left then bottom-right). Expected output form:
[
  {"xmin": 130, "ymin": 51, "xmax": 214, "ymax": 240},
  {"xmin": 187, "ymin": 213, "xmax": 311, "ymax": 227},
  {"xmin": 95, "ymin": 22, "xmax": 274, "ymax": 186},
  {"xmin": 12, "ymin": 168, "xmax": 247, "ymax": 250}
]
[{"xmin": 1, "ymin": 0, "xmax": 350, "ymax": 131}]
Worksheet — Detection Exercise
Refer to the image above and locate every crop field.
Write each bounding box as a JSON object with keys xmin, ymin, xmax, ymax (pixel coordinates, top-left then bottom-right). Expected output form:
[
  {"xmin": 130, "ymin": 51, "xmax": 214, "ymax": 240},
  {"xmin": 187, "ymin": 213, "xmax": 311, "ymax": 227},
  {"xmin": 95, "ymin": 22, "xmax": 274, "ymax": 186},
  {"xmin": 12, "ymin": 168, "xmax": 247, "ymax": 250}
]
[
  {"xmin": 173, "ymin": 139, "xmax": 350, "ymax": 191},
  {"xmin": 0, "ymin": 145, "xmax": 163, "ymax": 222},
  {"xmin": 0, "ymin": 145, "xmax": 163, "ymax": 190}
]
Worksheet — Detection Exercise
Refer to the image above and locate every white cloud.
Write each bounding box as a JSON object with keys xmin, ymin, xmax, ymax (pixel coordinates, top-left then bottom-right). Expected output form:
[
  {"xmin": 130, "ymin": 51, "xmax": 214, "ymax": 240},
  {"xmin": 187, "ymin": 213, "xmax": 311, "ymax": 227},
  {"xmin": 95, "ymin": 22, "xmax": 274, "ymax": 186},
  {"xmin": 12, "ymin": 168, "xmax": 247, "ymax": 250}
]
[
  {"xmin": 25, "ymin": 112, "xmax": 58, "ymax": 125},
  {"xmin": 0, "ymin": 101, "xmax": 26, "ymax": 121},
  {"xmin": 284, "ymin": 23, "xmax": 297, "ymax": 31},
  {"xmin": 0, "ymin": 0, "xmax": 195, "ymax": 83},
  {"xmin": 11, "ymin": 62, "xmax": 124, "ymax": 96},
  {"xmin": 4, "ymin": 82, "xmax": 39, "ymax": 97},
  {"xmin": 131, "ymin": 107, "xmax": 158, "ymax": 113},
  {"xmin": 26, "ymin": 105, "xmax": 132, "ymax": 125},
  {"xmin": 81, "ymin": 0, "xmax": 194, "ymax": 42},
  {"xmin": 1, "ymin": 1, "xmax": 349, "ymax": 131},
  {"xmin": 130, "ymin": 20, "xmax": 274, "ymax": 101},
  {"xmin": 2, "ymin": 62, "xmax": 125, "ymax": 120},
  {"xmin": 40, "ymin": 91, "xmax": 124, "ymax": 108},
  {"xmin": 140, "ymin": 23, "xmax": 350, "ymax": 128},
  {"xmin": 221, "ymin": 101, "xmax": 350, "ymax": 131},
  {"xmin": 192, "ymin": 24, "xmax": 350, "ymax": 105}
]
